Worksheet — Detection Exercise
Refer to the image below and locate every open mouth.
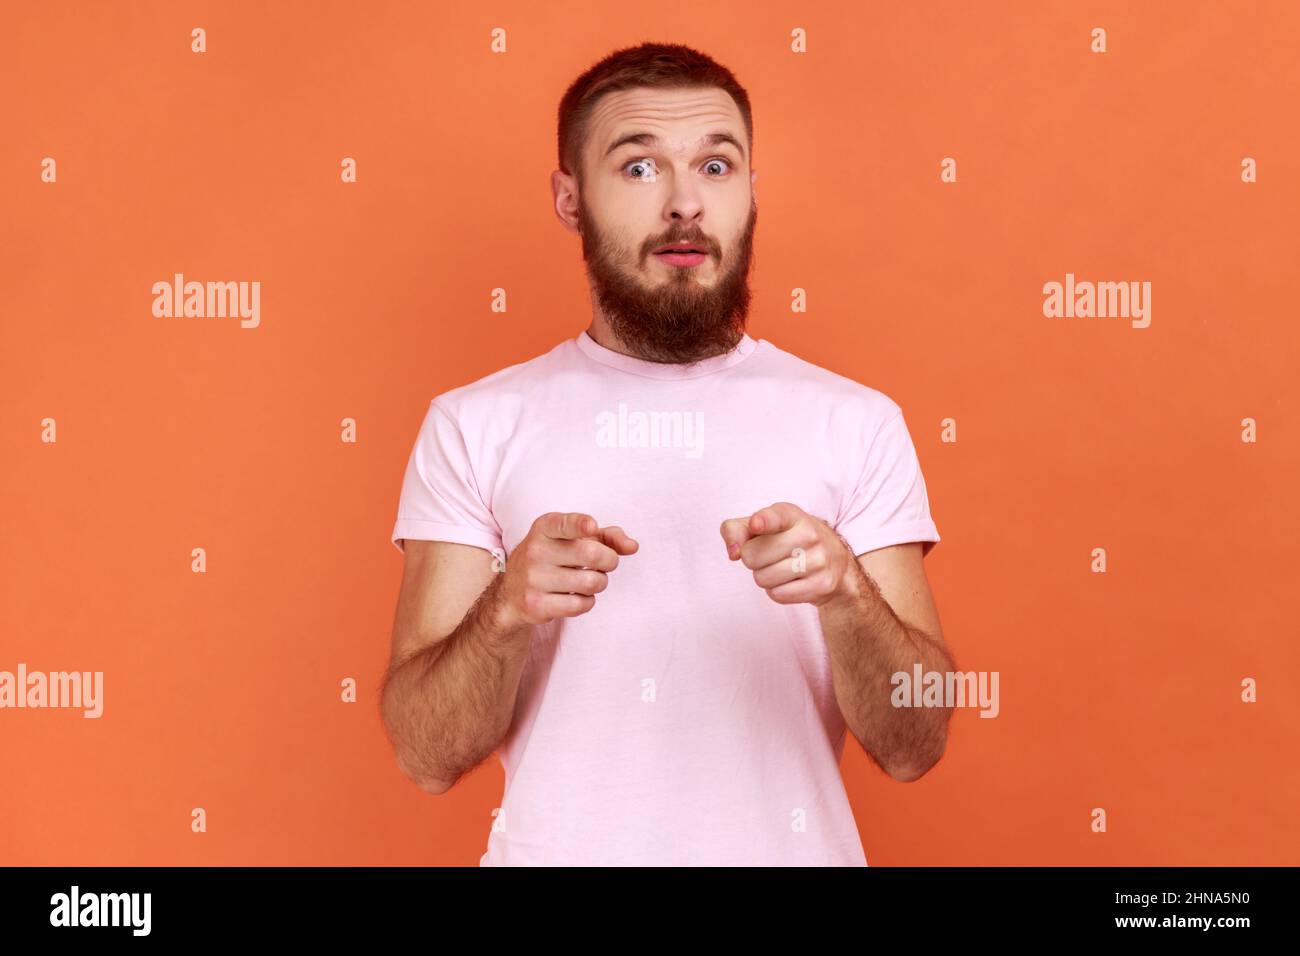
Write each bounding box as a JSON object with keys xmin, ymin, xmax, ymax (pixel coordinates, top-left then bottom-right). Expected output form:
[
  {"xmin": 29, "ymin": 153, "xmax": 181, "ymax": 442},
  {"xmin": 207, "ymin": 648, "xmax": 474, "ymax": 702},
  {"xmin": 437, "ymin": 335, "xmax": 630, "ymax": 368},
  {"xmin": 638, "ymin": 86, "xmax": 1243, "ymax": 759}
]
[
  {"xmin": 655, "ymin": 248, "xmax": 707, "ymax": 267},
  {"xmin": 652, "ymin": 243, "xmax": 710, "ymax": 267},
  {"xmin": 654, "ymin": 246, "xmax": 707, "ymax": 256}
]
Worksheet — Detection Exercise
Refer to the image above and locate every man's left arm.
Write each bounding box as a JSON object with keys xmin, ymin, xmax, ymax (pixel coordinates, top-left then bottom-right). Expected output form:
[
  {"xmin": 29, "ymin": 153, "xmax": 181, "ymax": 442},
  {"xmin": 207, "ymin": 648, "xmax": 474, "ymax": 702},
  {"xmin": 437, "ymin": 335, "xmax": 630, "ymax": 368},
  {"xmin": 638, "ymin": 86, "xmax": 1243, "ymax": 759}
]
[
  {"xmin": 721, "ymin": 501, "xmax": 954, "ymax": 782},
  {"xmin": 820, "ymin": 533, "xmax": 954, "ymax": 781}
]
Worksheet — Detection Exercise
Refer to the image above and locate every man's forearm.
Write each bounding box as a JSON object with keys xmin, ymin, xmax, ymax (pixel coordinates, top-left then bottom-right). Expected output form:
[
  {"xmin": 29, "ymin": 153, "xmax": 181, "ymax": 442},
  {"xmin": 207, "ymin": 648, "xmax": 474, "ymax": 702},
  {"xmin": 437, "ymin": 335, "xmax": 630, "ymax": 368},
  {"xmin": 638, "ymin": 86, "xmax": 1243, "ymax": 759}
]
[
  {"xmin": 380, "ymin": 575, "xmax": 533, "ymax": 791},
  {"xmin": 817, "ymin": 560, "xmax": 955, "ymax": 781}
]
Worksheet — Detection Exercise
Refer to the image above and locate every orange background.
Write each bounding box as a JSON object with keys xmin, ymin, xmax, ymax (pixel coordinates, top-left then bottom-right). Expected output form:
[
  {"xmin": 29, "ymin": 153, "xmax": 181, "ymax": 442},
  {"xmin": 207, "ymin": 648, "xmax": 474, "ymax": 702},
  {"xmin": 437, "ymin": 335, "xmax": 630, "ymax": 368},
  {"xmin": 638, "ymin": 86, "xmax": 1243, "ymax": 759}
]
[{"xmin": 2, "ymin": 1, "xmax": 1297, "ymax": 866}]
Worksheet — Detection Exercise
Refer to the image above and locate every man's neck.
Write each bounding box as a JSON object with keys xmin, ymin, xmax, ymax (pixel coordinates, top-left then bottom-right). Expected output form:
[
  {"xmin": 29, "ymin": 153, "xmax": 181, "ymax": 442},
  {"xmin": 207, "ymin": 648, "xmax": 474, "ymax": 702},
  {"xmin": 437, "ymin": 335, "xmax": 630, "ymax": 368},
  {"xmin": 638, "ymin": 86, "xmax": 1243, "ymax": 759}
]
[{"xmin": 584, "ymin": 315, "xmax": 629, "ymax": 356}]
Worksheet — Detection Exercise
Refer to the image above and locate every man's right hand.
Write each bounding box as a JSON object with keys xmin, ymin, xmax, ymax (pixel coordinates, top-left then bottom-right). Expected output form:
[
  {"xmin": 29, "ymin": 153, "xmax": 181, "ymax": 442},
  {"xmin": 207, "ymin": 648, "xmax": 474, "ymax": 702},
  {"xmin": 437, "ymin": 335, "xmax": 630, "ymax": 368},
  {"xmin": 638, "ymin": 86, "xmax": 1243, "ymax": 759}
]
[{"xmin": 489, "ymin": 512, "xmax": 638, "ymax": 630}]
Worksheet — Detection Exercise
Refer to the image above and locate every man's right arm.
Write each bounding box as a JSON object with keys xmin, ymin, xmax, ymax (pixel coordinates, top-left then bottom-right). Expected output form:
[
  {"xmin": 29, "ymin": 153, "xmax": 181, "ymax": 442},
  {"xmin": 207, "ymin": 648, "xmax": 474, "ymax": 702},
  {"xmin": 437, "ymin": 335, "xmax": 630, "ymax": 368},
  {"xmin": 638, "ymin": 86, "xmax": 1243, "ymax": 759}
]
[
  {"xmin": 379, "ymin": 540, "xmax": 533, "ymax": 795},
  {"xmin": 380, "ymin": 514, "xmax": 638, "ymax": 795}
]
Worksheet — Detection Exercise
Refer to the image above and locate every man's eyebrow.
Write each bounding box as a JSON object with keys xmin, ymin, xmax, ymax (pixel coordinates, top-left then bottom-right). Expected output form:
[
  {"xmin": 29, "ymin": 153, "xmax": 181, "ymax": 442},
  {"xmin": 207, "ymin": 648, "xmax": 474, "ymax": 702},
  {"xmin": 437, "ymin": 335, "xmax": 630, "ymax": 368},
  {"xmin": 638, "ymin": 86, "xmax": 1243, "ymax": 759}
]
[{"xmin": 603, "ymin": 131, "xmax": 747, "ymax": 161}]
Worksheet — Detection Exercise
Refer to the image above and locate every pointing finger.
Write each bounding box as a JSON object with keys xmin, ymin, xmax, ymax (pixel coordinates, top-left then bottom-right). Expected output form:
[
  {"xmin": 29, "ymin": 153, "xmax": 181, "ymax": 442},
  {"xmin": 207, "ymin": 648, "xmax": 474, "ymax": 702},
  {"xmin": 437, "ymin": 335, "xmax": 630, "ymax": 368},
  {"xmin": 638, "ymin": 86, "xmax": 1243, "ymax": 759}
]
[
  {"xmin": 719, "ymin": 517, "xmax": 755, "ymax": 560},
  {"xmin": 597, "ymin": 525, "xmax": 640, "ymax": 556}
]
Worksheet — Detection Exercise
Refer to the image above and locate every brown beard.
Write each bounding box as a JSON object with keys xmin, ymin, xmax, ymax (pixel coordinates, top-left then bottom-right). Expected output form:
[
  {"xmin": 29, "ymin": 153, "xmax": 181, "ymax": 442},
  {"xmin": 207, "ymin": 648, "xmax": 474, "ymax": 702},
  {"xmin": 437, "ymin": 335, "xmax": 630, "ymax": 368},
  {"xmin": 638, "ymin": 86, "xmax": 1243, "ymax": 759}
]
[{"xmin": 577, "ymin": 196, "xmax": 757, "ymax": 365}]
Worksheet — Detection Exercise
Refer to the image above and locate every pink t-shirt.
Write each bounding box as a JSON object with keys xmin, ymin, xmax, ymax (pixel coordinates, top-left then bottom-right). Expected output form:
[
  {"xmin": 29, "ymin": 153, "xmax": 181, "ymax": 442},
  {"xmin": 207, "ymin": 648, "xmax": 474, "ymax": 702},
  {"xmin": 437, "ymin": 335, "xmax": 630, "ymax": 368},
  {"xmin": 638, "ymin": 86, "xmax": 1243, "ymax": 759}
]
[{"xmin": 391, "ymin": 330, "xmax": 940, "ymax": 866}]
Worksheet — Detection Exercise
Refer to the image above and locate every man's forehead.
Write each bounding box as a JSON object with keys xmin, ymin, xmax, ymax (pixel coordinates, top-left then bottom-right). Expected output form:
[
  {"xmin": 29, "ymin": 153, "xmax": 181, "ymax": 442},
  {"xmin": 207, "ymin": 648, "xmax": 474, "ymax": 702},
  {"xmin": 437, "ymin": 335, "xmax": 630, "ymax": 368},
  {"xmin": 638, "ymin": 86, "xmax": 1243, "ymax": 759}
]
[{"xmin": 587, "ymin": 87, "xmax": 744, "ymax": 150}]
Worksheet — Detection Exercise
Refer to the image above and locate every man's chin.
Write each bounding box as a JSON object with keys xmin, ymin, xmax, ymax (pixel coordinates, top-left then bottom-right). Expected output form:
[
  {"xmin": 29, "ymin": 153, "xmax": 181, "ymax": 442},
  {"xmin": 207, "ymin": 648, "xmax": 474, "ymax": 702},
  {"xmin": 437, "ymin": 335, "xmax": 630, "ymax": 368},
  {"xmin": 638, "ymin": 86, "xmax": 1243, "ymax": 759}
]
[{"xmin": 584, "ymin": 252, "xmax": 751, "ymax": 362}]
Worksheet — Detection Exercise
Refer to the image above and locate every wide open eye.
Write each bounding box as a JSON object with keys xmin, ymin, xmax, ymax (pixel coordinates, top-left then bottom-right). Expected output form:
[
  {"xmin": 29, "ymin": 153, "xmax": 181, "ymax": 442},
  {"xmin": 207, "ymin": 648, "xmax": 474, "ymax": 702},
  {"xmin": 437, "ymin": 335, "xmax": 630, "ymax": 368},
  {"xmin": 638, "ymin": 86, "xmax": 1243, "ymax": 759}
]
[
  {"xmin": 703, "ymin": 157, "xmax": 732, "ymax": 176},
  {"xmin": 624, "ymin": 157, "xmax": 658, "ymax": 181}
]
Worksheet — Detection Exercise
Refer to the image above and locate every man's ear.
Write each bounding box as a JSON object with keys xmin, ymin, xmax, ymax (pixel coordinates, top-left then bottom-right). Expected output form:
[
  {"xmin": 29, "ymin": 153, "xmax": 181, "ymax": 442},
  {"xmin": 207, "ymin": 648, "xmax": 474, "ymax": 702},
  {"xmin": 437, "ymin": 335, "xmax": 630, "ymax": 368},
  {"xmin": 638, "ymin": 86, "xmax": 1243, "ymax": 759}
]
[
  {"xmin": 552, "ymin": 169, "xmax": 581, "ymax": 235},
  {"xmin": 751, "ymin": 168, "xmax": 758, "ymax": 203}
]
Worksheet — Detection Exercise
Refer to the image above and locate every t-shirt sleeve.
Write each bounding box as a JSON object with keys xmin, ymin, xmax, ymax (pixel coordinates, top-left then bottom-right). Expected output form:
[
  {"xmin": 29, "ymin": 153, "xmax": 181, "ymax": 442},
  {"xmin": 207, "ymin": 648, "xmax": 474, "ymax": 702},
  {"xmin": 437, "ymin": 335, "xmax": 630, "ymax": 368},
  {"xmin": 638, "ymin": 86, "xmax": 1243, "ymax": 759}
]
[
  {"xmin": 390, "ymin": 399, "xmax": 505, "ymax": 556},
  {"xmin": 834, "ymin": 405, "xmax": 941, "ymax": 558}
]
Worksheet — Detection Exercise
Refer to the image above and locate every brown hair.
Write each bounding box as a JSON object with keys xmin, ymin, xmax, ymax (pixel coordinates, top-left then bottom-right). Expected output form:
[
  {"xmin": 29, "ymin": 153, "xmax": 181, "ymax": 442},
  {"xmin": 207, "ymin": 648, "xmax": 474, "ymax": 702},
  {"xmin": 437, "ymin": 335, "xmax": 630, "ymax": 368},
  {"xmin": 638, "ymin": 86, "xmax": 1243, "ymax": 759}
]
[{"xmin": 557, "ymin": 42, "xmax": 753, "ymax": 187}]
